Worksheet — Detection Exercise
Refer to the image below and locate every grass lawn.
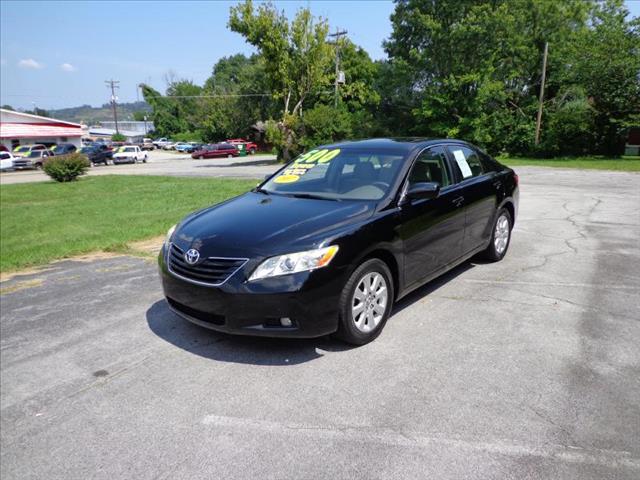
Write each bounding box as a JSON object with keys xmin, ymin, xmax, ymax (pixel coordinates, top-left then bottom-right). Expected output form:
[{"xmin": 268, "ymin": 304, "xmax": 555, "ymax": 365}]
[
  {"xmin": 0, "ymin": 175, "xmax": 257, "ymax": 272},
  {"xmin": 498, "ymin": 155, "xmax": 640, "ymax": 172}
]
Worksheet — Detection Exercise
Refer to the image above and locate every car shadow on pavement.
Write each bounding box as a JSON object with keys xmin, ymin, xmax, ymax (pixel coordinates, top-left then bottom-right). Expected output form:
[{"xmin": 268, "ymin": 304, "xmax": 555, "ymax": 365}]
[
  {"xmin": 392, "ymin": 261, "xmax": 476, "ymax": 316},
  {"xmin": 146, "ymin": 300, "xmax": 354, "ymax": 366}
]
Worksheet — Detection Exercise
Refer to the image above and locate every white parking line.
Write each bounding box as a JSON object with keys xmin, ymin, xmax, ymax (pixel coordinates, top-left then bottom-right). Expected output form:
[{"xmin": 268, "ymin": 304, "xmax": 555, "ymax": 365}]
[{"xmin": 201, "ymin": 414, "xmax": 640, "ymax": 470}]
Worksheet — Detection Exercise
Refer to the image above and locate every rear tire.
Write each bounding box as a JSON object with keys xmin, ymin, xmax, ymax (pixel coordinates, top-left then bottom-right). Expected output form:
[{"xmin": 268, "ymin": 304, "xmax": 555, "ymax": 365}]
[
  {"xmin": 335, "ymin": 259, "xmax": 394, "ymax": 345},
  {"xmin": 483, "ymin": 208, "xmax": 512, "ymax": 262}
]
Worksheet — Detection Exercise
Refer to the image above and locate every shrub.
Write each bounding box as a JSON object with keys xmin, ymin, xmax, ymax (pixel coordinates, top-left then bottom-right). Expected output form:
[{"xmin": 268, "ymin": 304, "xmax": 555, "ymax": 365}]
[
  {"xmin": 43, "ymin": 153, "xmax": 90, "ymax": 182},
  {"xmin": 111, "ymin": 133, "xmax": 126, "ymax": 142}
]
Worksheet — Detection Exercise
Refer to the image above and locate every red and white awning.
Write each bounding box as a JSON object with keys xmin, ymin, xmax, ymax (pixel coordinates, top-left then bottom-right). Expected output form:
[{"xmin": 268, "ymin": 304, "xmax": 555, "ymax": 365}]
[{"xmin": 0, "ymin": 122, "xmax": 83, "ymax": 138}]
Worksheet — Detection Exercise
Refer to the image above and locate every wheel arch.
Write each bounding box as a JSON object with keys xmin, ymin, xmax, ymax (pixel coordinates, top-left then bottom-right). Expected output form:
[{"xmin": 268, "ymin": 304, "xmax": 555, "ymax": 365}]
[
  {"xmin": 358, "ymin": 248, "xmax": 400, "ymax": 302},
  {"xmin": 500, "ymin": 198, "xmax": 516, "ymax": 224}
]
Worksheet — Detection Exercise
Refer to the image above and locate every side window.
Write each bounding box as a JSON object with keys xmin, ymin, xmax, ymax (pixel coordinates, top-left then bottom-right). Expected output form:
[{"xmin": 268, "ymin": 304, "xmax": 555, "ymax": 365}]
[
  {"xmin": 448, "ymin": 146, "xmax": 485, "ymax": 179},
  {"xmin": 408, "ymin": 146, "xmax": 451, "ymax": 187},
  {"xmin": 479, "ymin": 151, "xmax": 499, "ymax": 172}
]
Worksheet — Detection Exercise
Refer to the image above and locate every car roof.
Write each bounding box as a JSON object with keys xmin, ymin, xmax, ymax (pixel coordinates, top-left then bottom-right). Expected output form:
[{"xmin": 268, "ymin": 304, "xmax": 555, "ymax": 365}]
[{"xmin": 319, "ymin": 137, "xmax": 475, "ymax": 155}]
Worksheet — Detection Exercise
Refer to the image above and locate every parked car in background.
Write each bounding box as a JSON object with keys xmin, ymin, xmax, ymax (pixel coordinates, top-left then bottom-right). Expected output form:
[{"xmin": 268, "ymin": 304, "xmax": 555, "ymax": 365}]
[
  {"xmin": 162, "ymin": 142, "xmax": 176, "ymax": 150},
  {"xmin": 12, "ymin": 149, "xmax": 53, "ymax": 169},
  {"xmin": 153, "ymin": 138, "xmax": 174, "ymax": 149},
  {"xmin": 12, "ymin": 144, "xmax": 47, "ymax": 157},
  {"xmin": 0, "ymin": 145, "xmax": 9, "ymax": 152},
  {"xmin": 112, "ymin": 145, "xmax": 147, "ymax": 164},
  {"xmin": 191, "ymin": 143, "xmax": 239, "ymax": 159},
  {"xmin": 51, "ymin": 143, "xmax": 77, "ymax": 155},
  {"xmin": 180, "ymin": 142, "xmax": 203, "ymax": 153},
  {"xmin": 141, "ymin": 140, "xmax": 155, "ymax": 151},
  {"xmin": 0, "ymin": 151, "xmax": 16, "ymax": 171},
  {"xmin": 227, "ymin": 138, "xmax": 258, "ymax": 154},
  {"xmin": 79, "ymin": 144, "xmax": 112, "ymax": 165},
  {"xmin": 174, "ymin": 142, "xmax": 194, "ymax": 153}
]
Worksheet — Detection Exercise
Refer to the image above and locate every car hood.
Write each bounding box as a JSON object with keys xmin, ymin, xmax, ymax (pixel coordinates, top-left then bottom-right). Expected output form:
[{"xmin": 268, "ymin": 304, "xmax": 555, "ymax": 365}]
[{"xmin": 173, "ymin": 192, "xmax": 375, "ymax": 257}]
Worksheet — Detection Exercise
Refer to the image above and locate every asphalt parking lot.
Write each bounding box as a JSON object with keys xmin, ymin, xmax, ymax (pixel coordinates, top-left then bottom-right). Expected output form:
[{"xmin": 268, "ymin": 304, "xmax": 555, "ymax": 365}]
[
  {"xmin": 0, "ymin": 149, "xmax": 278, "ymax": 185},
  {"xmin": 1, "ymin": 167, "xmax": 639, "ymax": 479}
]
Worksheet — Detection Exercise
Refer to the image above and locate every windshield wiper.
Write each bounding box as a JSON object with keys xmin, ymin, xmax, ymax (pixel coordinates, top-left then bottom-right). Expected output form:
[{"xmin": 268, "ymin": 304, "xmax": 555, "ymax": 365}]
[
  {"xmin": 287, "ymin": 193, "xmax": 340, "ymax": 202},
  {"xmin": 253, "ymin": 187, "xmax": 271, "ymax": 195}
]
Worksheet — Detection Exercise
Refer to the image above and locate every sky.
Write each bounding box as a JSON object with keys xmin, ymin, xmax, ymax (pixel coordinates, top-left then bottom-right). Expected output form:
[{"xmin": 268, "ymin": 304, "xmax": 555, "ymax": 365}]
[{"xmin": 1, "ymin": 0, "xmax": 639, "ymax": 111}]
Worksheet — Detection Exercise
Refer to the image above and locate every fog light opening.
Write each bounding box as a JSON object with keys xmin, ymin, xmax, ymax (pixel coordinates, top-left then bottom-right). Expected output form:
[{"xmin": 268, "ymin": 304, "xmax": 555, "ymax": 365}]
[{"xmin": 280, "ymin": 317, "xmax": 293, "ymax": 327}]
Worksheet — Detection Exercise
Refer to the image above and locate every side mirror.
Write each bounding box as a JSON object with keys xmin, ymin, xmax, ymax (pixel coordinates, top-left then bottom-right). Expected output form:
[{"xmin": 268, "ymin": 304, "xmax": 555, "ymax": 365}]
[{"xmin": 406, "ymin": 182, "xmax": 440, "ymax": 201}]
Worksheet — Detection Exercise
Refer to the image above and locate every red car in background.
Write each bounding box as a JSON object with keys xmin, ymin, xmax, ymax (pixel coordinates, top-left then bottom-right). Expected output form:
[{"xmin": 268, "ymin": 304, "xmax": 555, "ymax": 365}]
[
  {"xmin": 191, "ymin": 143, "xmax": 239, "ymax": 159},
  {"xmin": 226, "ymin": 138, "xmax": 258, "ymax": 154}
]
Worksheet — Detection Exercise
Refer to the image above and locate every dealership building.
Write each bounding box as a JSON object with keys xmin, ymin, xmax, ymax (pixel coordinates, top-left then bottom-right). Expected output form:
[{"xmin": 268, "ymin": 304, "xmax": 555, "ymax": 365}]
[{"xmin": 0, "ymin": 108, "xmax": 84, "ymax": 150}]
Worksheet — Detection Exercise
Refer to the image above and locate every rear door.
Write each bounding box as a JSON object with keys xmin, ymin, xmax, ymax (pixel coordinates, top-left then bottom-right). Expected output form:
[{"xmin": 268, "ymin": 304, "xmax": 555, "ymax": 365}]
[
  {"xmin": 445, "ymin": 144, "xmax": 498, "ymax": 254},
  {"xmin": 206, "ymin": 145, "xmax": 218, "ymax": 158},
  {"xmin": 399, "ymin": 145, "xmax": 467, "ymax": 288}
]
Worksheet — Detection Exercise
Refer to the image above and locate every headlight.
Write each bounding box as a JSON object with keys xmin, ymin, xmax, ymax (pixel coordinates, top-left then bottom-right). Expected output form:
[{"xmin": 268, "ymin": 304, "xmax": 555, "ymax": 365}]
[
  {"xmin": 164, "ymin": 224, "xmax": 176, "ymax": 249},
  {"xmin": 248, "ymin": 245, "xmax": 339, "ymax": 281}
]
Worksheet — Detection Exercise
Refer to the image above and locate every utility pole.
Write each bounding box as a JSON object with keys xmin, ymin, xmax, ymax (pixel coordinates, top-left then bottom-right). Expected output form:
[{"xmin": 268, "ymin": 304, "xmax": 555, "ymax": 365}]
[
  {"xmin": 535, "ymin": 42, "xmax": 549, "ymax": 146},
  {"xmin": 105, "ymin": 79, "xmax": 120, "ymax": 134},
  {"xmin": 328, "ymin": 28, "xmax": 348, "ymax": 108}
]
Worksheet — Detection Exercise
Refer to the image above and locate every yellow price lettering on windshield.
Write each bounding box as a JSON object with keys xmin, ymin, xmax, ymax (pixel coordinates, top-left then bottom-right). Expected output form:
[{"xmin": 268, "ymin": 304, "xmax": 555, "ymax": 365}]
[
  {"xmin": 273, "ymin": 174, "xmax": 300, "ymax": 184},
  {"xmin": 274, "ymin": 148, "xmax": 341, "ymax": 184},
  {"xmin": 295, "ymin": 150, "xmax": 318, "ymax": 163},
  {"xmin": 317, "ymin": 149, "xmax": 340, "ymax": 163},
  {"xmin": 294, "ymin": 148, "xmax": 341, "ymax": 164}
]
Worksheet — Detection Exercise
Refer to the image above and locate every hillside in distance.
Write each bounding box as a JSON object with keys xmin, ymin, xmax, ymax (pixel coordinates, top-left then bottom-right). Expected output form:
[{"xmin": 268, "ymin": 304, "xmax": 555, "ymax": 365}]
[{"xmin": 48, "ymin": 101, "xmax": 152, "ymax": 124}]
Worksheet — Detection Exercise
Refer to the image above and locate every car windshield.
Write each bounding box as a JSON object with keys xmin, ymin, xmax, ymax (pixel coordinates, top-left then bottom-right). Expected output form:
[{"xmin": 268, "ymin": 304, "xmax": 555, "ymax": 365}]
[
  {"xmin": 119, "ymin": 147, "xmax": 136, "ymax": 153},
  {"xmin": 261, "ymin": 148, "xmax": 408, "ymax": 201},
  {"xmin": 15, "ymin": 146, "xmax": 29, "ymax": 153}
]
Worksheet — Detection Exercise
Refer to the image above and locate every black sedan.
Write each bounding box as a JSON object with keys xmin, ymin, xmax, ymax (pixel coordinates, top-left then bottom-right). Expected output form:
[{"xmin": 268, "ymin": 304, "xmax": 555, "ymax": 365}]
[{"xmin": 159, "ymin": 138, "xmax": 519, "ymax": 345}]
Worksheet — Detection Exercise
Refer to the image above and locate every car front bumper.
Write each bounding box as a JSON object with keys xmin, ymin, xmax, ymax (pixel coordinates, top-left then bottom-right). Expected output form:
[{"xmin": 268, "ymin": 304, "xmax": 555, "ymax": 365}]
[{"xmin": 158, "ymin": 245, "xmax": 347, "ymax": 338}]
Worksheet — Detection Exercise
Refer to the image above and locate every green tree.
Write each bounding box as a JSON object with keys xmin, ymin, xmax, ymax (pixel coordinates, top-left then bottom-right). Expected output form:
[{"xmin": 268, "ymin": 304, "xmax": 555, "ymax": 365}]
[
  {"xmin": 383, "ymin": 0, "xmax": 593, "ymax": 154},
  {"xmin": 229, "ymin": 0, "xmax": 333, "ymax": 159},
  {"xmin": 556, "ymin": 0, "xmax": 640, "ymax": 155}
]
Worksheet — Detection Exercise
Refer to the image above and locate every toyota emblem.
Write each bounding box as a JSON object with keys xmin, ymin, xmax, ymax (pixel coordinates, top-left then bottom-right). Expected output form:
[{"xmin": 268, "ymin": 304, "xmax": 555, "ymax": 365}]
[{"xmin": 184, "ymin": 249, "xmax": 200, "ymax": 265}]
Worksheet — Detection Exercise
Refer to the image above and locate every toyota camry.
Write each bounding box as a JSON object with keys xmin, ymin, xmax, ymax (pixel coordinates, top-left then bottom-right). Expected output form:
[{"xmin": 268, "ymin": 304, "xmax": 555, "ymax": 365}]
[{"xmin": 159, "ymin": 138, "xmax": 519, "ymax": 345}]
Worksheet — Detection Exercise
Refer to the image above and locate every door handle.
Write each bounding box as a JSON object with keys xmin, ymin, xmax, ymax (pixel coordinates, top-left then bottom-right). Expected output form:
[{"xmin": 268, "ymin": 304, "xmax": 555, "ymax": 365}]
[
  {"xmin": 452, "ymin": 196, "xmax": 464, "ymax": 207},
  {"xmin": 493, "ymin": 180, "xmax": 502, "ymax": 189}
]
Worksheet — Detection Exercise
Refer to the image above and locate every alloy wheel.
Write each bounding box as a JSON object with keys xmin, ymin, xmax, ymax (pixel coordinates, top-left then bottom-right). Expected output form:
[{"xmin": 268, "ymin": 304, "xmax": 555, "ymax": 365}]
[
  {"xmin": 494, "ymin": 214, "xmax": 510, "ymax": 255},
  {"xmin": 351, "ymin": 272, "xmax": 388, "ymax": 333}
]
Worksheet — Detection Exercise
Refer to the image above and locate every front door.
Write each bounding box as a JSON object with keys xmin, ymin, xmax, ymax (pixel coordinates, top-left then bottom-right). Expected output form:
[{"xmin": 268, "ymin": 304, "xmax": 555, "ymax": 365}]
[{"xmin": 399, "ymin": 146, "xmax": 467, "ymax": 289}]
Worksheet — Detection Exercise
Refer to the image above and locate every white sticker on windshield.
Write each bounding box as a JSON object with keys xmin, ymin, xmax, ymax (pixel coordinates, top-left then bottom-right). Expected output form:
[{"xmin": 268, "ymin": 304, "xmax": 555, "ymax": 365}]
[{"xmin": 452, "ymin": 149, "xmax": 473, "ymax": 178}]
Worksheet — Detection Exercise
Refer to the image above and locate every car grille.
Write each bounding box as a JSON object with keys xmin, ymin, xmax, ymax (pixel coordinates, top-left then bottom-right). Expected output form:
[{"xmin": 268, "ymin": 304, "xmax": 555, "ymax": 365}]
[{"xmin": 167, "ymin": 243, "xmax": 248, "ymax": 287}]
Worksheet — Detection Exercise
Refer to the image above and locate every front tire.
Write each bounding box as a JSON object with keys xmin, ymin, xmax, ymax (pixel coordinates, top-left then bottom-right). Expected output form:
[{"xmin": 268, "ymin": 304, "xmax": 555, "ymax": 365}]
[
  {"xmin": 336, "ymin": 259, "xmax": 394, "ymax": 345},
  {"xmin": 483, "ymin": 208, "xmax": 512, "ymax": 262}
]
